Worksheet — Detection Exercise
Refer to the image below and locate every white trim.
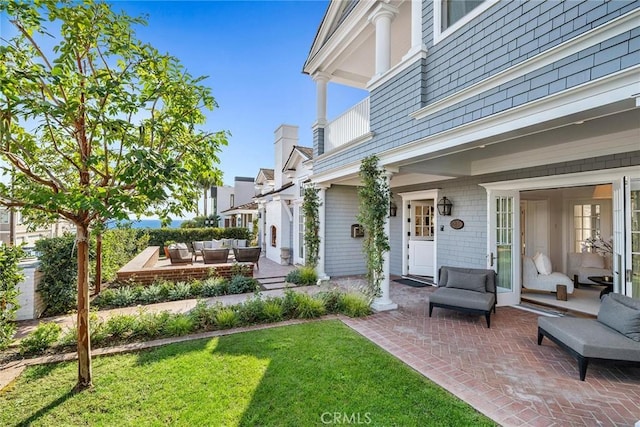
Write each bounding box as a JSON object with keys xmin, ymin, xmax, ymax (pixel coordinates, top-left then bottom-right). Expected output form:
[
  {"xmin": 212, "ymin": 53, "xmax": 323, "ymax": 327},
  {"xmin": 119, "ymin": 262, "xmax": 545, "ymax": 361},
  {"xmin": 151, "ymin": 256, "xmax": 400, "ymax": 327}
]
[
  {"xmin": 367, "ymin": 47, "xmax": 428, "ymax": 92},
  {"xmin": 314, "ymin": 132, "xmax": 374, "ymax": 163},
  {"xmin": 416, "ymin": 8, "xmax": 640, "ymax": 120},
  {"xmin": 433, "ymin": 0, "xmax": 499, "ymax": 45},
  {"xmin": 479, "ymin": 166, "xmax": 640, "ymax": 192}
]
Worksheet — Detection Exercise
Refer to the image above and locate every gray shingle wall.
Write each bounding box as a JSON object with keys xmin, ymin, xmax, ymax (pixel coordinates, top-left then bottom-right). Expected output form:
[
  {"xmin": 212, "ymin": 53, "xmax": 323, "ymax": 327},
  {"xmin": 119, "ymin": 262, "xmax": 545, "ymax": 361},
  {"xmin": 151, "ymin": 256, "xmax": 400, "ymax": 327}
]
[
  {"xmin": 313, "ymin": 0, "xmax": 639, "ymax": 175},
  {"xmin": 324, "ymin": 185, "xmax": 366, "ymax": 276},
  {"xmin": 388, "ymin": 151, "xmax": 640, "ymax": 271}
]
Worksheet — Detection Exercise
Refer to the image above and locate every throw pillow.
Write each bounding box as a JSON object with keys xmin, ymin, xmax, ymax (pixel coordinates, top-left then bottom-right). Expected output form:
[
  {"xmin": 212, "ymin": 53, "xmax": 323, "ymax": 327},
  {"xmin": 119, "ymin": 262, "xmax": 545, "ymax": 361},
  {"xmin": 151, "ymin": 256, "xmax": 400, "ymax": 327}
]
[
  {"xmin": 176, "ymin": 243, "xmax": 188, "ymax": 250},
  {"xmin": 581, "ymin": 253, "xmax": 605, "ymax": 268},
  {"xmin": 445, "ymin": 270, "xmax": 487, "ymax": 293},
  {"xmin": 533, "ymin": 253, "xmax": 552, "ymax": 275},
  {"xmin": 597, "ymin": 294, "xmax": 640, "ymax": 342}
]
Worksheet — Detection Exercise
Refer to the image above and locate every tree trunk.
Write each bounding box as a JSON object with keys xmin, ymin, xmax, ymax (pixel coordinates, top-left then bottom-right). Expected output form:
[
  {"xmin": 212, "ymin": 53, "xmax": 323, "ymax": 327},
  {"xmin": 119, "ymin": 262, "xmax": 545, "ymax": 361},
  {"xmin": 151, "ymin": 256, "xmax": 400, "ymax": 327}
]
[
  {"xmin": 94, "ymin": 232, "xmax": 102, "ymax": 295},
  {"xmin": 76, "ymin": 223, "xmax": 93, "ymax": 389}
]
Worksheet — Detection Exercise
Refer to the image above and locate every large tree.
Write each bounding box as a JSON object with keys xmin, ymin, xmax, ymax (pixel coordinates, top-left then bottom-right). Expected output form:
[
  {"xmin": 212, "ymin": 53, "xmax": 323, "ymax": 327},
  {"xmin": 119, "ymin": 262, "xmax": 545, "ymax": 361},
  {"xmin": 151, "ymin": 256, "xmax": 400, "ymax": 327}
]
[{"xmin": 0, "ymin": 0, "xmax": 227, "ymax": 389}]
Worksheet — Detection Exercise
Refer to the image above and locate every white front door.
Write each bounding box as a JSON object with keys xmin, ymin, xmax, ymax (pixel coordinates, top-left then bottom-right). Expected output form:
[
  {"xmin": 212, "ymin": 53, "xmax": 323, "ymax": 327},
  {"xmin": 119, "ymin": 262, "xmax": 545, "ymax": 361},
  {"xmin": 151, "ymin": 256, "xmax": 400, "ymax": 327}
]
[
  {"xmin": 408, "ymin": 201, "xmax": 435, "ymax": 277},
  {"xmin": 487, "ymin": 190, "xmax": 521, "ymax": 306}
]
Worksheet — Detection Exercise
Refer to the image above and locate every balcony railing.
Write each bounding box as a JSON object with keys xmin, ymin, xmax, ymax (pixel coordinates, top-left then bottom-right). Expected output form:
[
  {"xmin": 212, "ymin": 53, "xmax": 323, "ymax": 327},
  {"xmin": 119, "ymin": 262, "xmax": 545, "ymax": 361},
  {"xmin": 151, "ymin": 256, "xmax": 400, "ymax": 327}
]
[{"xmin": 325, "ymin": 97, "xmax": 370, "ymax": 153}]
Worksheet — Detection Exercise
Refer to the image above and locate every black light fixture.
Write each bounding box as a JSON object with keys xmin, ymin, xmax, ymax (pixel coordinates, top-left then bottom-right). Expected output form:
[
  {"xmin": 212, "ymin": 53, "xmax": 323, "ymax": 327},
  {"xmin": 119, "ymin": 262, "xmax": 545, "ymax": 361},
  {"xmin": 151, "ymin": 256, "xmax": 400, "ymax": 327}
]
[
  {"xmin": 389, "ymin": 200, "xmax": 398, "ymax": 217},
  {"xmin": 437, "ymin": 197, "xmax": 453, "ymax": 216}
]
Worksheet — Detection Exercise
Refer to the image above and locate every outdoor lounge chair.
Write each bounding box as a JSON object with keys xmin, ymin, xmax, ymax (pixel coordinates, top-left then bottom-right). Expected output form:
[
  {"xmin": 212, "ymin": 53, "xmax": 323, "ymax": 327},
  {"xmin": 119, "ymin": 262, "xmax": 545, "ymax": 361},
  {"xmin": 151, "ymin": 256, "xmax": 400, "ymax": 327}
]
[
  {"xmin": 233, "ymin": 247, "xmax": 261, "ymax": 269},
  {"xmin": 168, "ymin": 245, "xmax": 193, "ymax": 264},
  {"xmin": 202, "ymin": 248, "xmax": 230, "ymax": 264},
  {"xmin": 428, "ymin": 266, "xmax": 497, "ymax": 328}
]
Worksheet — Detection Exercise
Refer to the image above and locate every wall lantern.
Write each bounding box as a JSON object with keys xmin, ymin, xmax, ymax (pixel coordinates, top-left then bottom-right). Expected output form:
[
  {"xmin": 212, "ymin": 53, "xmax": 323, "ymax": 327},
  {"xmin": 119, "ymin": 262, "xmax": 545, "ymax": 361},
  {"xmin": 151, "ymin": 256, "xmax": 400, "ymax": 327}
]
[
  {"xmin": 389, "ymin": 201, "xmax": 398, "ymax": 217},
  {"xmin": 437, "ymin": 197, "xmax": 453, "ymax": 216}
]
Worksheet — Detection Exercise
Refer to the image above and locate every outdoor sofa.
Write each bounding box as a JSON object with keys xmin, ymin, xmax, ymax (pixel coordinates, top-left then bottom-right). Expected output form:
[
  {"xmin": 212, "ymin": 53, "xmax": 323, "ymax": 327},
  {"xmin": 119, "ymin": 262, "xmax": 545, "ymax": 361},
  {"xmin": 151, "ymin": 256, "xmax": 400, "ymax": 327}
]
[
  {"xmin": 202, "ymin": 248, "xmax": 230, "ymax": 264},
  {"xmin": 428, "ymin": 266, "xmax": 497, "ymax": 328},
  {"xmin": 538, "ymin": 293, "xmax": 640, "ymax": 380},
  {"xmin": 167, "ymin": 243, "xmax": 193, "ymax": 264}
]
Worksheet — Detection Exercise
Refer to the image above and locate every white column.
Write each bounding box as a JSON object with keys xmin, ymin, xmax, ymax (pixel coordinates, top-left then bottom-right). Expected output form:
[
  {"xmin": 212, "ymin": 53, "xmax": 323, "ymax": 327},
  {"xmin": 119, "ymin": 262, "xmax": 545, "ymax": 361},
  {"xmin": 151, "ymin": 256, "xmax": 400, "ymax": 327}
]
[
  {"xmin": 368, "ymin": 4, "xmax": 398, "ymax": 77},
  {"xmin": 372, "ymin": 170, "xmax": 397, "ymax": 311},
  {"xmin": 316, "ymin": 184, "xmax": 330, "ymax": 282},
  {"xmin": 313, "ymin": 72, "xmax": 330, "ymax": 127},
  {"xmin": 411, "ymin": 0, "xmax": 422, "ymax": 50}
]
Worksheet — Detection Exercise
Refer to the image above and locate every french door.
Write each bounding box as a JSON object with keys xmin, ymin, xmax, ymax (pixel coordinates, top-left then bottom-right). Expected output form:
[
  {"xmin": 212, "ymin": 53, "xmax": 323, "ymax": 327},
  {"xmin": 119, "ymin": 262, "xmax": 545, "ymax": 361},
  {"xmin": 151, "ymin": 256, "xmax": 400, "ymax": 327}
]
[
  {"xmin": 614, "ymin": 177, "xmax": 640, "ymax": 299},
  {"xmin": 488, "ymin": 190, "xmax": 521, "ymax": 306},
  {"xmin": 408, "ymin": 201, "xmax": 435, "ymax": 277}
]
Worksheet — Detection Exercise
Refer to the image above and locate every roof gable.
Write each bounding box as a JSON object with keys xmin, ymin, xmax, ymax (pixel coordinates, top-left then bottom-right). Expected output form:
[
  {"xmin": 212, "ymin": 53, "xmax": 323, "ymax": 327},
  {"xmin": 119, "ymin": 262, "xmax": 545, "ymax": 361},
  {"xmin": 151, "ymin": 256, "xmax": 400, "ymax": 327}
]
[
  {"xmin": 256, "ymin": 168, "xmax": 274, "ymax": 184},
  {"xmin": 283, "ymin": 145, "xmax": 313, "ymax": 172}
]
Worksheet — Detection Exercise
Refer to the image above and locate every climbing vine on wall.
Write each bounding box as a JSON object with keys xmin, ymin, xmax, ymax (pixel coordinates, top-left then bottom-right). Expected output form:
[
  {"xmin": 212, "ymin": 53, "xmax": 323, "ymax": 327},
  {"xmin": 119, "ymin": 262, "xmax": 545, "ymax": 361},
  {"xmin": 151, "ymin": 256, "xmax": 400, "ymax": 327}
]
[
  {"xmin": 357, "ymin": 155, "xmax": 391, "ymax": 300},
  {"xmin": 302, "ymin": 184, "xmax": 321, "ymax": 268}
]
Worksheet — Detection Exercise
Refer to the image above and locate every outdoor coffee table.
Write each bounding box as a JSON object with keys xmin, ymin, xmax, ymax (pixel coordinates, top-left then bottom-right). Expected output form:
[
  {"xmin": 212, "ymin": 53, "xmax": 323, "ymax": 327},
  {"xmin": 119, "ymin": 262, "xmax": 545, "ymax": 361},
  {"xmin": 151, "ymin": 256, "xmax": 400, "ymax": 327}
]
[{"xmin": 588, "ymin": 276, "xmax": 613, "ymax": 299}]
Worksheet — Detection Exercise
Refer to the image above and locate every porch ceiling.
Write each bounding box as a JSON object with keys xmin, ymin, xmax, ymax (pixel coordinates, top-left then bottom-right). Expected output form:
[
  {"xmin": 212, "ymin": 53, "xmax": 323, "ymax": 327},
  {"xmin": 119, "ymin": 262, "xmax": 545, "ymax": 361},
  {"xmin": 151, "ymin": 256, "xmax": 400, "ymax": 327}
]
[{"xmin": 392, "ymin": 101, "xmax": 639, "ymax": 180}]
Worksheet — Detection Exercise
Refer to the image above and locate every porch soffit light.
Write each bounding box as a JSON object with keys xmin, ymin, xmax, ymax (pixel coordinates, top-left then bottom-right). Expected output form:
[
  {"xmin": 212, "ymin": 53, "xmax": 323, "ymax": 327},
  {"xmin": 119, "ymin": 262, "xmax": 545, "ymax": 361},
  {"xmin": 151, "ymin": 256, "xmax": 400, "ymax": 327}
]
[{"xmin": 437, "ymin": 197, "xmax": 453, "ymax": 216}]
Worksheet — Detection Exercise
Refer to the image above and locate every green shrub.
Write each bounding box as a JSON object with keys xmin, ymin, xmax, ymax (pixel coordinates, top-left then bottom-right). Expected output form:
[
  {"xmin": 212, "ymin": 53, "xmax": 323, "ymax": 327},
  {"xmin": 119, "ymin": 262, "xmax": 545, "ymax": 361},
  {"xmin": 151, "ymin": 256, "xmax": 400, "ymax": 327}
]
[
  {"xmin": 104, "ymin": 314, "xmax": 137, "ymax": 339},
  {"xmin": 164, "ymin": 314, "xmax": 195, "ymax": 337},
  {"xmin": 189, "ymin": 300, "xmax": 216, "ymax": 330},
  {"xmin": 285, "ymin": 266, "xmax": 317, "ymax": 286},
  {"xmin": 138, "ymin": 284, "xmax": 164, "ymax": 305},
  {"xmin": 228, "ymin": 275, "xmax": 259, "ymax": 294},
  {"xmin": 215, "ymin": 308, "xmax": 238, "ymax": 329},
  {"xmin": 339, "ymin": 293, "xmax": 372, "ymax": 318},
  {"xmin": 201, "ymin": 277, "xmax": 228, "ymax": 297},
  {"xmin": 96, "ymin": 228, "xmax": 150, "ymax": 283},
  {"xmin": 35, "ymin": 235, "xmax": 78, "ymax": 315},
  {"xmin": 134, "ymin": 311, "xmax": 171, "ymax": 339},
  {"xmin": 189, "ymin": 280, "xmax": 204, "ymax": 296},
  {"xmin": 281, "ymin": 289, "xmax": 298, "ymax": 318},
  {"xmin": 19, "ymin": 322, "xmax": 62, "ymax": 355},
  {"xmin": 110, "ymin": 286, "xmax": 137, "ymax": 307},
  {"xmin": 0, "ymin": 244, "xmax": 24, "ymax": 350},
  {"xmin": 295, "ymin": 293, "xmax": 326, "ymax": 319},
  {"xmin": 319, "ymin": 288, "xmax": 343, "ymax": 314},
  {"xmin": 263, "ymin": 299, "xmax": 284, "ymax": 322},
  {"xmin": 236, "ymin": 297, "xmax": 265, "ymax": 324},
  {"xmin": 168, "ymin": 282, "xmax": 191, "ymax": 301},
  {"xmin": 285, "ymin": 269, "xmax": 301, "ymax": 284}
]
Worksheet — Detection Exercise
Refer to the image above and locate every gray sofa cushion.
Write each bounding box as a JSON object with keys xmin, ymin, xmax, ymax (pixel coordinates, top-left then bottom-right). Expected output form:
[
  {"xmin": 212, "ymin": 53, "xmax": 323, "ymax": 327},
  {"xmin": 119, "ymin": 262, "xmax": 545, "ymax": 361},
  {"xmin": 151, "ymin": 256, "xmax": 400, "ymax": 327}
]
[
  {"xmin": 439, "ymin": 266, "xmax": 496, "ymax": 293},
  {"xmin": 598, "ymin": 294, "xmax": 640, "ymax": 342},
  {"xmin": 538, "ymin": 316, "xmax": 640, "ymax": 361},
  {"xmin": 445, "ymin": 270, "xmax": 486, "ymax": 293},
  {"xmin": 429, "ymin": 288, "xmax": 495, "ymax": 311}
]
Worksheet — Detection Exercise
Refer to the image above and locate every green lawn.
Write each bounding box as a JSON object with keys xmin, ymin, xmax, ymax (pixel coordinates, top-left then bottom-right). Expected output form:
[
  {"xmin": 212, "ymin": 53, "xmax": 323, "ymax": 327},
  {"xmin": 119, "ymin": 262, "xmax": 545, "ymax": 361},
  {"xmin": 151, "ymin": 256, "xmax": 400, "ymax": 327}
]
[{"xmin": 0, "ymin": 321, "xmax": 495, "ymax": 426}]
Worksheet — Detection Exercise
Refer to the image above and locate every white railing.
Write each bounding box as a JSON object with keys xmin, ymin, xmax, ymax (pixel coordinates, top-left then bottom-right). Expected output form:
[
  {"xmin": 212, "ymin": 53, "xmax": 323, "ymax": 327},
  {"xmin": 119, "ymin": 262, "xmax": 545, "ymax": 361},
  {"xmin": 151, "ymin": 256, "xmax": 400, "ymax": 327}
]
[{"xmin": 325, "ymin": 97, "xmax": 370, "ymax": 152}]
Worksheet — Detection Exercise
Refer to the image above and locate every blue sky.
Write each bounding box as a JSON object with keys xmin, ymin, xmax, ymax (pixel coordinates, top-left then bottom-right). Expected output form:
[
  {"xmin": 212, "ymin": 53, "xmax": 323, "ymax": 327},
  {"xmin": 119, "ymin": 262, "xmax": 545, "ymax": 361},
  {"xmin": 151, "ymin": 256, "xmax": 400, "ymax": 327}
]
[{"xmin": 113, "ymin": 0, "xmax": 367, "ymax": 187}]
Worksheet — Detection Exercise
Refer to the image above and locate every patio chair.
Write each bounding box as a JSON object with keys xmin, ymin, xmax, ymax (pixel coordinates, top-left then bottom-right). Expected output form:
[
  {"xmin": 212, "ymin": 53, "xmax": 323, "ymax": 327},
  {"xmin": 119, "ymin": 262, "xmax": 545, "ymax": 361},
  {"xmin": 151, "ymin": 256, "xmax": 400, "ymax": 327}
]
[
  {"xmin": 168, "ymin": 245, "xmax": 193, "ymax": 265},
  {"xmin": 202, "ymin": 248, "xmax": 230, "ymax": 264},
  {"xmin": 429, "ymin": 266, "xmax": 497, "ymax": 328},
  {"xmin": 192, "ymin": 241, "xmax": 204, "ymax": 262},
  {"xmin": 233, "ymin": 247, "xmax": 261, "ymax": 269}
]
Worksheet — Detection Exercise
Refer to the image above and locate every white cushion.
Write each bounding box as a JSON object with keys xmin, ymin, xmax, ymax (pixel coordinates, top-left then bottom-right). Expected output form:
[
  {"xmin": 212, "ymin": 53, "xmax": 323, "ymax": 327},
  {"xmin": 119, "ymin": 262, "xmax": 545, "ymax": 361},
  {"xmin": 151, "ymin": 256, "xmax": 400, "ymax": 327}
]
[
  {"xmin": 211, "ymin": 239, "xmax": 222, "ymax": 249},
  {"xmin": 176, "ymin": 243, "xmax": 188, "ymax": 250},
  {"xmin": 534, "ymin": 253, "xmax": 552, "ymax": 275},
  {"xmin": 581, "ymin": 253, "xmax": 605, "ymax": 268}
]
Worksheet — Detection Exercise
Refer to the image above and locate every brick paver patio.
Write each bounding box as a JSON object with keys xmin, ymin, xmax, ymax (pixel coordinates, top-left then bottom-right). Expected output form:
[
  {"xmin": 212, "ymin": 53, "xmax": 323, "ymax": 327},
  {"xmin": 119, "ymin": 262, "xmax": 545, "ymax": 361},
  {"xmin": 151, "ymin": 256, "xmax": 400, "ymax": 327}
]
[{"xmin": 339, "ymin": 279, "xmax": 640, "ymax": 426}]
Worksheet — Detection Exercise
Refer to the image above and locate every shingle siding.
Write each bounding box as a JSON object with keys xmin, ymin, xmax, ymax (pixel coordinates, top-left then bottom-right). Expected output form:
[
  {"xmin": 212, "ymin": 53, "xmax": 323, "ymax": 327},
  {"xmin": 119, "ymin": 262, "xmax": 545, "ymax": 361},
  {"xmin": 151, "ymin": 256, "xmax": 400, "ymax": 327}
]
[{"xmin": 324, "ymin": 185, "xmax": 366, "ymax": 276}]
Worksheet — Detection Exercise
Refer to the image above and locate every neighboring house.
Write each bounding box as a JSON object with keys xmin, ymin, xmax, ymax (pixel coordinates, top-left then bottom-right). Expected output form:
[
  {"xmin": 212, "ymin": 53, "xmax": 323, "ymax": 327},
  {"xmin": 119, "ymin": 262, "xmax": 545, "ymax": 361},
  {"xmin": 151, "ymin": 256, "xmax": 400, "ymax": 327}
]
[
  {"xmin": 255, "ymin": 124, "xmax": 313, "ymax": 265},
  {"xmin": 303, "ymin": 0, "xmax": 640, "ymax": 310},
  {"xmin": 214, "ymin": 177, "xmax": 257, "ymax": 229},
  {"xmin": 0, "ymin": 208, "xmax": 73, "ymax": 252}
]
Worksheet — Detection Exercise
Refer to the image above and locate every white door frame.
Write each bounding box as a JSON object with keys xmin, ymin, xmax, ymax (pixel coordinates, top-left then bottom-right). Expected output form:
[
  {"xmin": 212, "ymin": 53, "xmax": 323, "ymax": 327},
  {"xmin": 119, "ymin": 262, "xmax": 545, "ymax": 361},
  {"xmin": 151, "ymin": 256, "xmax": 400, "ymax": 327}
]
[
  {"xmin": 398, "ymin": 189, "xmax": 439, "ymax": 280},
  {"xmin": 481, "ymin": 165, "xmax": 640, "ymax": 304}
]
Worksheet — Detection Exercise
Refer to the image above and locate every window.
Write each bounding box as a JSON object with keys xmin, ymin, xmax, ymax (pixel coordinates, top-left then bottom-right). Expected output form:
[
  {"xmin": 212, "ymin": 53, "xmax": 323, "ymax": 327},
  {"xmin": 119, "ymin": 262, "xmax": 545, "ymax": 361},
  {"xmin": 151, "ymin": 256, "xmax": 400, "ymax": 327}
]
[
  {"xmin": 0, "ymin": 209, "xmax": 8, "ymax": 224},
  {"xmin": 573, "ymin": 203, "xmax": 601, "ymax": 253},
  {"xmin": 230, "ymin": 194, "xmax": 235, "ymax": 208},
  {"xmin": 270, "ymin": 225, "xmax": 277, "ymax": 247},
  {"xmin": 441, "ymin": 0, "xmax": 484, "ymax": 31},
  {"xmin": 413, "ymin": 204, "xmax": 434, "ymax": 238},
  {"xmin": 434, "ymin": 0, "xmax": 494, "ymax": 44}
]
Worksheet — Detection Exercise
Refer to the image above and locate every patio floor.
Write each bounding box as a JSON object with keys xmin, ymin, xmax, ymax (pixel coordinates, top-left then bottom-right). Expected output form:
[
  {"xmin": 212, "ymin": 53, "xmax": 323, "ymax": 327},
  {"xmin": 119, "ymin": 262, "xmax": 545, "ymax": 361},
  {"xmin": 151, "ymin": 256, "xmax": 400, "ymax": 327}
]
[{"xmin": 338, "ymin": 278, "xmax": 640, "ymax": 426}]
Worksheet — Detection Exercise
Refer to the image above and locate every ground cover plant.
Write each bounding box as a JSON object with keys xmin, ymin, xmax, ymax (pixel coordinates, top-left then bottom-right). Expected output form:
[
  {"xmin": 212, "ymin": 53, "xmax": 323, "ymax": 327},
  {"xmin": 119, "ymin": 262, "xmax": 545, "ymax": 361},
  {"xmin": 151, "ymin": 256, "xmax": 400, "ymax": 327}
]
[
  {"xmin": 8, "ymin": 290, "xmax": 372, "ymax": 359},
  {"xmin": 93, "ymin": 276, "xmax": 259, "ymax": 309},
  {"xmin": 0, "ymin": 321, "xmax": 496, "ymax": 426}
]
